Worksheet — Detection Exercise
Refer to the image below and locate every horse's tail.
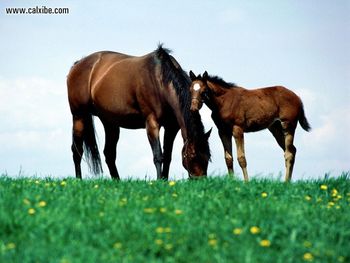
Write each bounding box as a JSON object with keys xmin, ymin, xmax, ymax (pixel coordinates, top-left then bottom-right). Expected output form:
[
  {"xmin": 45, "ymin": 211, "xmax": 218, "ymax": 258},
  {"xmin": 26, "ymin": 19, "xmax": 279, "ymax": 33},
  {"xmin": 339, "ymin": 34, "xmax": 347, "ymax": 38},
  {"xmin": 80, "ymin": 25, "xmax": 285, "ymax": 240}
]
[
  {"xmin": 83, "ymin": 114, "xmax": 103, "ymax": 174},
  {"xmin": 299, "ymin": 103, "xmax": 311, "ymax": 132}
]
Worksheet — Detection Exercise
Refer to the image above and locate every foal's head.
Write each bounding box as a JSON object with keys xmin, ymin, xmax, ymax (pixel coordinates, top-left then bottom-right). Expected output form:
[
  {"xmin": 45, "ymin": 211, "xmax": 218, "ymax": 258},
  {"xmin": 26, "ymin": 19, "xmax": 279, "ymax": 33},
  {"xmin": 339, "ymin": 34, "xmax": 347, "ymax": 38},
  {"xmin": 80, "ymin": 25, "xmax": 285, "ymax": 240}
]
[{"xmin": 189, "ymin": 71, "xmax": 209, "ymax": 112}]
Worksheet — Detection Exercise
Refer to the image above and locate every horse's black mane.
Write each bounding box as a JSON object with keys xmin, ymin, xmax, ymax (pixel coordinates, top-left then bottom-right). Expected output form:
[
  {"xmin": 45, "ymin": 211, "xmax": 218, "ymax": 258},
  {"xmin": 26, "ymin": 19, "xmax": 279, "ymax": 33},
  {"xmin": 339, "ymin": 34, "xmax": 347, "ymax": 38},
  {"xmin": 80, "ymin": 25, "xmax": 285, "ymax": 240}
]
[
  {"xmin": 207, "ymin": 75, "xmax": 237, "ymax": 89},
  {"xmin": 154, "ymin": 44, "xmax": 210, "ymax": 159}
]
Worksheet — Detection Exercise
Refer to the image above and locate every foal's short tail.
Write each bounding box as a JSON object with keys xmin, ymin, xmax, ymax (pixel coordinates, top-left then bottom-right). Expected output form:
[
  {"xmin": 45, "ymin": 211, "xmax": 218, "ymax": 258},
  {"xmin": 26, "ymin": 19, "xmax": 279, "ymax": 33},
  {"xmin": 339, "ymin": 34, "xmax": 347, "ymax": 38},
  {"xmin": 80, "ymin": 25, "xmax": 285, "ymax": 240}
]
[
  {"xmin": 83, "ymin": 114, "xmax": 103, "ymax": 174},
  {"xmin": 299, "ymin": 103, "xmax": 311, "ymax": 132}
]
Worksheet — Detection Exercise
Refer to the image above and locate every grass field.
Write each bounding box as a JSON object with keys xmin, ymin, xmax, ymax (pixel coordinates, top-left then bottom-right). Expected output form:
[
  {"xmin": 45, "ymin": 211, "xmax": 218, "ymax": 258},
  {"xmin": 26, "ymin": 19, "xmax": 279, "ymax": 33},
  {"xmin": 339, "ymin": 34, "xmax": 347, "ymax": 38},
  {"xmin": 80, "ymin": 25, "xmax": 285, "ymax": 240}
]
[{"xmin": 0, "ymin": 174, "xmax": 349, "ymax": 263}]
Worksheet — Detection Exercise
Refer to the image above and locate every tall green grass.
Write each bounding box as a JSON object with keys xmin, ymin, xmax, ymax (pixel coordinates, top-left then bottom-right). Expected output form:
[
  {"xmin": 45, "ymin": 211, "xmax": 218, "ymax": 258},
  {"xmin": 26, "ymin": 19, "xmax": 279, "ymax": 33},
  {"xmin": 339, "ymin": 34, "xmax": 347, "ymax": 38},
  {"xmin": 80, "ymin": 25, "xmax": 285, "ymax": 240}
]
[{"xmin": 0, "ymin": 174, "xmax": 349, "ymax": 262}]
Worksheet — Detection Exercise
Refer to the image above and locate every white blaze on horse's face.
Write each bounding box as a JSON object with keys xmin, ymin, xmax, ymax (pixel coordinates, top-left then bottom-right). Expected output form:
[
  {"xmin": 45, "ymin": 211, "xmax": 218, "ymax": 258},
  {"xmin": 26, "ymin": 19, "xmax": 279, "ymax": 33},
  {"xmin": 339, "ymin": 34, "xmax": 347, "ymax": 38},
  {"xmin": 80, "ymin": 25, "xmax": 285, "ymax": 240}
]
[{"xmin": 193, "ymin": 83, "xmax": 201, "ymax": 91}]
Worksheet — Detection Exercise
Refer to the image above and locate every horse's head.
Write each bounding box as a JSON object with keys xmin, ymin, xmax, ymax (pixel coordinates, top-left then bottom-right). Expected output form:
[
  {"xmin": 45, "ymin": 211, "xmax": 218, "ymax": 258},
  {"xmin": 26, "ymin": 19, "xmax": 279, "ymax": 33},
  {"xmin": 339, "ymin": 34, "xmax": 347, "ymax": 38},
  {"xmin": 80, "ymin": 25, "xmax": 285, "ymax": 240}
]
[
  {"xmin": 189, "ymin": 70, "xmax": 209, "ymax": 112},
  {"xmin": 182, "ymin": 128, "xmax": 211, "ymax": 179}
]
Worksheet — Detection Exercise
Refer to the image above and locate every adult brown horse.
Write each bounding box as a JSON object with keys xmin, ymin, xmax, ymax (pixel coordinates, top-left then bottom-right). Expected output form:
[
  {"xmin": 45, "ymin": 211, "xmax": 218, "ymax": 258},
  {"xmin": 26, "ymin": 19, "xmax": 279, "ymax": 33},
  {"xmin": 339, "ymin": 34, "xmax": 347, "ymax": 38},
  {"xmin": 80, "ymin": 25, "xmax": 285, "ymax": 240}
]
[
  {"xmin": 189, "ymin": 71, "xmax": 311, "ymax": 182},
  {"xmin": 66, "ymin": 45, "xmax": 211, "ymax": 180}
]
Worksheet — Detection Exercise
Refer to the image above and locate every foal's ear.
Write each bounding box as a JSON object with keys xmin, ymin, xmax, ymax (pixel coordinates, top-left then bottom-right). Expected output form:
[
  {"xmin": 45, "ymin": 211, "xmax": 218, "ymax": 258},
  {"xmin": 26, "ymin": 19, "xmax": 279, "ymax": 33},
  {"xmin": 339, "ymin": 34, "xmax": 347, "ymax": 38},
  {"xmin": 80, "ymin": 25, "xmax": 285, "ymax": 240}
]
[
  {"xmin": 205, "ymin": 128, "xmax": 212, "ymax": 140},
  {"xmin": 203, "ymin": 71, "xmax": 208, "ymax": 80},
  {"xmin": 189, "ymin": 70, "xmax": 196, "ymax": 81}
]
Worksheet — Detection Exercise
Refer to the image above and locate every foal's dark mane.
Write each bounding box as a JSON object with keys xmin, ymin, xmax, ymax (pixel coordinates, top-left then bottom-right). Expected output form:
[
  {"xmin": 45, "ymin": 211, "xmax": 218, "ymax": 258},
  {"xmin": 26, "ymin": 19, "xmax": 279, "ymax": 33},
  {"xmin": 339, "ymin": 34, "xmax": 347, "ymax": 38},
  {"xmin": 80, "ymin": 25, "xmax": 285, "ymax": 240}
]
[
  {"xmin": 154, "ymin": 45, "xmax": 210, "ymax": 159},
  {"xmin": 207, "ymin": 75, "xmax": 237, "ymax": 89}
]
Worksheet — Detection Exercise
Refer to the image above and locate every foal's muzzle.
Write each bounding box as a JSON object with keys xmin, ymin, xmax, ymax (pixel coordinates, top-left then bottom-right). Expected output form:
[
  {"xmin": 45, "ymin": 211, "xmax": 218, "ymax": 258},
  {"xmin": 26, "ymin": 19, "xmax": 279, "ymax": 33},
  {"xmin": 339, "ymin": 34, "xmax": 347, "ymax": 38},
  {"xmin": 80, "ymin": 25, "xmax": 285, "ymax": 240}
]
[{"xmin": 190, "ymin": 97, "xmax": 202, "ymax": 112}]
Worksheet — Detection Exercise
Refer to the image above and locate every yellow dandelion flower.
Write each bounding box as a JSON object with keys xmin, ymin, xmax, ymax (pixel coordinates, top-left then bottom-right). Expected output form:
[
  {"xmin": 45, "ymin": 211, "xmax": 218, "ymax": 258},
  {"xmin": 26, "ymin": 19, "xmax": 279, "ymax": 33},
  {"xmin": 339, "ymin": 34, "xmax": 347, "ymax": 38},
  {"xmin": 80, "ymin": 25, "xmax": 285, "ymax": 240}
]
[
  {"xmin": 159, "ymin": 207, "xmax": 167, "ymax": 213},
  {"xmin": 60, "ymin": 258, "xmax": 70, "ymax": 263},
  {"xmin": 331, "ymin": 188, "xmax": 338, "ymax": 197},
  {"xmin": 144, "ymin": 208, "xmax": 156, "ymax": 213},
  {"xmin": 60, "ymin": 181, "xmax": 67, "ymax": 186},
  {"xmin": 305, "ymin": 195, "xmax": 312, "ymax": 201},
  {"xmin": 261, "ymin": 192, "xmax": 268, "ymax": 198},
  {"xmin": 23, "ymin": 198, "xmax": 31, "ymax": 205},
  {"xmin": 155, "ymin": 239, "xmax": 163, "ymax": 245},
  {"xmin": 169, "ymin": 181, "xmax": 176, "ymax": 186},
  {"xmin": 260, "ymin": 239, "xmax": 271, "ymax": 247},
  {"xmin": 6, "ymin": 242, "xmax": 16, "ymax": 250},
  {"xmin": 38, "ymin": 201, "xmax": 47, "ymax": 207},
  {"xmin": 250, "ymin": 226, "xmax": 260, "ymax": 234},
  {"xmin": 28, "ymin": 208, "xmax": 36, "ymax": 215},
  {"xmin": 303, "ymin": 241, "xmax": 312, "ymax": 248},
  {"xmin": 118, "ymin": 198, "xmax": 127, "ymax": 206},
  {"xmin": 165, "ymin": 244, "xmax": 173, "ymax": 250},
  {"xmin": 233, "ymin": 228, "xmax": 243, "ymax": 235},
  {"xmin": 303, "ymin": 252, "xmax": 314, "ymax": 261},
  {"xmin": 156, "ymin": 227, "xmax": 164, "ymax": 233},
  {"xmin": 175, "ymin": 209, "xmax": 183, "ymax": 215},
  {"xmin": 320, "ymin": 185, "xmax": 327, "ymax": 190},
  {"xmin": 328, "ymin": 201, "xmax": 335, "ymax": 206},
  {"xmin": 335, "ymin": 194, "xmax": 342, "ymax": 200},
  {"xmin": 208, "ymin": 239, "xmax": 217, "ymax": 246},
  {"xmin": 113, "ymin": 242, "xmax": 122, "ymax": 249},
  {"xmin": 94, "ymin": 184, "xmax": 99, "ymax": 189}
]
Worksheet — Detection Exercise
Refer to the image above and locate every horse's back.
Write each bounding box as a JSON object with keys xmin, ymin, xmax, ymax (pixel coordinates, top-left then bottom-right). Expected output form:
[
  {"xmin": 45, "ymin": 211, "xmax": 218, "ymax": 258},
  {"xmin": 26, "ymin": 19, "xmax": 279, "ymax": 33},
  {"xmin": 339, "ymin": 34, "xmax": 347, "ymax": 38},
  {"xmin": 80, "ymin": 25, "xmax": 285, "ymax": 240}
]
[
  {"xmin": 90, "ymin": 54, "xmax": 162, "ymax": 127},
  {"xmin": 256, "ymin": 86, "xmax": 303, "ymax": 124}
]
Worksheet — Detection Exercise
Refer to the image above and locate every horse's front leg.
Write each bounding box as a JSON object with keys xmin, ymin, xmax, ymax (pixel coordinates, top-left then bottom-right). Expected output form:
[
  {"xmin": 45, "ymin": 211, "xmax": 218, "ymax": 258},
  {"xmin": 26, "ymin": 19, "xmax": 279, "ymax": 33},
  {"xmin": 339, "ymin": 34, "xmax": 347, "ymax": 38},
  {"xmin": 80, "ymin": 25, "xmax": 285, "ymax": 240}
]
[
  {"xmin": 162, "ymin": 126, "xmax": 179, "ymax": 180},
  {"xmin": 232, "ymin": 125, "xmax": 249, "ymax": 182},
  {"xmin": 102, "ymin": 122, "xmax": 120, "ymax": 180},
  {"xmin": 146, "ymin": 114, "xmax": 163, "ymax": 179}
]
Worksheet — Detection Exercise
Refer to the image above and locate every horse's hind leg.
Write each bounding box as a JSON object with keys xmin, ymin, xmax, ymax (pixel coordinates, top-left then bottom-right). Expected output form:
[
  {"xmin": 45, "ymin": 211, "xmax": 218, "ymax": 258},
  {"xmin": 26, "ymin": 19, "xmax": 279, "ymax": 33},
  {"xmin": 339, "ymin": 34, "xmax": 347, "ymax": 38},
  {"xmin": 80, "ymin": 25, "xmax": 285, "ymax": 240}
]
[
  {"xmin": 72, "ymin": 116, "xmax": 84, "ymax": 179},
  {"xmin": 146, "ymin": 114, "xmax": 163, "ymax": 179},
  {"xmin": 282, "ymin": 121, "xmax": 297, "ymax": 182},
  {"xmin": 268, "ymin": 121, "xmax": 285, "ymax": 151},
  {"xmin": 103, "ymin": 122, "xmax": 120, "ymax": 180},
  {"xmin": 233, "ymin": 126, "xmax": 249, "ymax": 182}
]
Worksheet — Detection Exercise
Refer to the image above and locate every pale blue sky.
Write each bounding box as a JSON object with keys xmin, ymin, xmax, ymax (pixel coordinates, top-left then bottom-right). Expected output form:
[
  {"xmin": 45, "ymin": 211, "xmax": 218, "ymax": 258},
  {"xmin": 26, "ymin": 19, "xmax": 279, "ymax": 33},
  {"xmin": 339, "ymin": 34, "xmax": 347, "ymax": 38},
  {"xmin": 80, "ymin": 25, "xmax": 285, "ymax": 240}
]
[{"xmin": 0, "ymin": 0, "xmax": 349, "ymax": 180}]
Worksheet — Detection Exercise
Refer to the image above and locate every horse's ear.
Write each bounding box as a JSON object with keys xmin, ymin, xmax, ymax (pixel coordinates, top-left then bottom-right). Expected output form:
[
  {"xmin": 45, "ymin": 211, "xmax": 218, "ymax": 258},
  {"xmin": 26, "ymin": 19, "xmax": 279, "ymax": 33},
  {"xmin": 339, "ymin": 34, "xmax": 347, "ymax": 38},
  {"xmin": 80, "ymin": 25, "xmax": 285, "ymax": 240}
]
[
  {"xmin": 205, "ymin": 128, "xmax": 212, "ymax": 140},
  {"xmin": 189, "ymin": 70, "xmax": 196, "ymax": 81},
  {"xmin": 203, "ymin": 71, "xmax": 208, "ymax": 80}
]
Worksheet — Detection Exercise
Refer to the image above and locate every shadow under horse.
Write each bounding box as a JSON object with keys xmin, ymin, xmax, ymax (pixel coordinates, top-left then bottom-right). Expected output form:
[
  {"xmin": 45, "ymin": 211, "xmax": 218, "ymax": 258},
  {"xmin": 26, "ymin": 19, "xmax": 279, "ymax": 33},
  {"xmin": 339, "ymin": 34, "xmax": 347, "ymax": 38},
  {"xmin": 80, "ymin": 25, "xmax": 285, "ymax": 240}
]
[
  {"xmin": 66, "ymin": 46, "xmax": 211, "ymax": 180},
  {"xmin": 189, "ymin": 71, "xmax": 311, "ymax": 182}
]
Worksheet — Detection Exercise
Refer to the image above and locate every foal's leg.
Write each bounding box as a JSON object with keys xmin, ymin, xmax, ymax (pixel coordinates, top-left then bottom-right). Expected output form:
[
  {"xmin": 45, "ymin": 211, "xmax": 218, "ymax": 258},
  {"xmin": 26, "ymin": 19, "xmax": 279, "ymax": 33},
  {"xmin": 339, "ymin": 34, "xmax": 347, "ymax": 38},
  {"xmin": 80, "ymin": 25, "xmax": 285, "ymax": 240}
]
[
  {"xmin": 72, "ymin": 116, "xmax": 84, "ymax": 179},
  {"xmin": 162, "ymin": 127, "xmax": 178, "ymax": 180},
  {"xmin": 282, "ymin": 122, "xmax": 297, "ymax": 182},
  {"xmin": 103, "ymin": 122, "xmax": 120, "ymax": 180},
  {"xmin": 146, "ymin": 115, "xmax": 163, "ymax": 179},
  {"xmin": 268, "ymin": 121, "xmax": 285, "ymax": 151},
  {"xmin": 218, "ymin": 128, "xmax": 234, "ymax": 176},
  {"xmin": 232, "ymin": 126, "xmax": 249, "ymax": 181}
]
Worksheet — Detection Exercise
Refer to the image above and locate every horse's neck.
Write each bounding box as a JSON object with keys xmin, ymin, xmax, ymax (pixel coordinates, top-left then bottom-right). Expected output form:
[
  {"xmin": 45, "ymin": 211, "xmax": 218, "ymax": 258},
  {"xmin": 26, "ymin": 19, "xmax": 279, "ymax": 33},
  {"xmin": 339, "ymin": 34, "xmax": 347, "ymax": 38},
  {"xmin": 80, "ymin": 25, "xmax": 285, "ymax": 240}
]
[{"xmin": 207, "ymin": 82, "xmax": 230, "ymax": 109}]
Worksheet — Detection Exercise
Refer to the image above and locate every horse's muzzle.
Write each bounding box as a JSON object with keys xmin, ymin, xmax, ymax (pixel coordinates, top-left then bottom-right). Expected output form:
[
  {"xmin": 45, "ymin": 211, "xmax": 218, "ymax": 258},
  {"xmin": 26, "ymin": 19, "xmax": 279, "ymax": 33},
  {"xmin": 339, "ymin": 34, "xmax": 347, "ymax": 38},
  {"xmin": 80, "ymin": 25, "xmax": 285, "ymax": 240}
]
[{"xmin": 188, "ymin": 173, "xmax": 207, "ymax": 180}]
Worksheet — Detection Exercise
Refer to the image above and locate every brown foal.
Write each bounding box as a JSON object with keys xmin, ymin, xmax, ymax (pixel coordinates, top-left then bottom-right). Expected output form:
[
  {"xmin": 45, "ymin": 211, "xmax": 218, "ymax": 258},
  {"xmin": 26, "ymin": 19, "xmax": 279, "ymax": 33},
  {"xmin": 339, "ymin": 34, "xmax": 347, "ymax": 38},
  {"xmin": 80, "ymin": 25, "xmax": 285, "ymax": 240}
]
[{"xmin": 189, "ymin": 71, "xmax": 311, "ymax": 182}]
